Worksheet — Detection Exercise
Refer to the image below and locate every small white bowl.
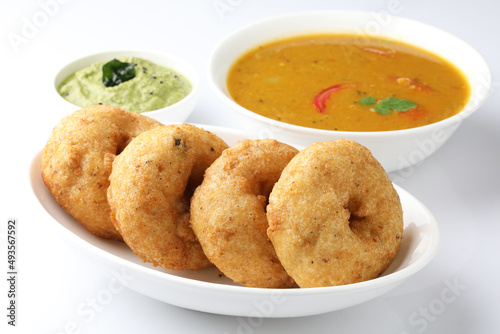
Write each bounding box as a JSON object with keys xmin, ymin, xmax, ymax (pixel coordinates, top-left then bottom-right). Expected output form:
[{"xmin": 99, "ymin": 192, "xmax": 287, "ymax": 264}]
[
  {"xmin": 208, "ymin": 11, "xmax": 492, "ymax": 172},
  {"xmin": 55, "ymin": 50, "xmax": 200, "ymax": 123}
]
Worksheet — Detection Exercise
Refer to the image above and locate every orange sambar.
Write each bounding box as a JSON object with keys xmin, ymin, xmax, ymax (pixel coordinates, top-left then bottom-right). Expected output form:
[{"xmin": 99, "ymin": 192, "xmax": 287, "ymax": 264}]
[{"xmin": 227, "ymin": 34, "xmax": 470, "ymax": 131}]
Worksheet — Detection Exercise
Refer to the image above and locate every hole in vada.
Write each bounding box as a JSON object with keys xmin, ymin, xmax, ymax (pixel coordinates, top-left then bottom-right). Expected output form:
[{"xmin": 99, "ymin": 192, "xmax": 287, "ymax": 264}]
[
  {"xmin": 347, "ymin": 199, "xmax": 382, "ymax": 243},
  {"xmin": 116, "ymin": 134, "xmax": 132, "ymax": 155},
  {"xmin": 346, "ymin": 198, "xmax": 369, "ymax": 239},
  {"xmin": 348, "ymin": 214, "xmax": 367, "ymax": 236},
  {"xmin": 182, "ymin": 174, "xmax": 204, "ymax": 212}
]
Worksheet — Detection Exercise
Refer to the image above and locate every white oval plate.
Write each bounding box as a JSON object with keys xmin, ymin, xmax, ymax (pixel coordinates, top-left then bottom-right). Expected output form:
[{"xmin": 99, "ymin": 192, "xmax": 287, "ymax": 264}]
[{"xmin": 30, "ymin": 124, "xmax": 440, "ymax": 318}]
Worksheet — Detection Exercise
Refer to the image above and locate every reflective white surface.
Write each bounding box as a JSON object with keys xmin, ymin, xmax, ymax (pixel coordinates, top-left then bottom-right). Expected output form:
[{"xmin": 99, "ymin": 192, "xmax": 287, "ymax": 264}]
[{"xmin": 1, "ymin": 1, "xmax": 499, "ymax": 333}]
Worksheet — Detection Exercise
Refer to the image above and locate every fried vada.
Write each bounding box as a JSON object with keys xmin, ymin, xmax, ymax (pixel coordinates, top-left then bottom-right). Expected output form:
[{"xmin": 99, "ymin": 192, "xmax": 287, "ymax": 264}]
[
  {"xmin": 267, "ymin": 139, "xmax": 403, "ymax": 288},
  {"xmin": 191, "ymin": 139, "xmax": 298, "ymax": 288},
  {"xmin": 41, "ymin": 105, "xmax": 162, "ymax": 240},
  {"xmin": 107, "ymin": 124, "xmax": 228, "ymax": 271}
]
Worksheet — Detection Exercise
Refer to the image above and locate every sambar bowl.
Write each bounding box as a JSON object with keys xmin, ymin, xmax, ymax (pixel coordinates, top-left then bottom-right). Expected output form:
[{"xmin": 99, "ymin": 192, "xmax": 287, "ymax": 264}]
[{"xmin": 208, "ymin": 11, "xmax": 491, "ymax": 172}]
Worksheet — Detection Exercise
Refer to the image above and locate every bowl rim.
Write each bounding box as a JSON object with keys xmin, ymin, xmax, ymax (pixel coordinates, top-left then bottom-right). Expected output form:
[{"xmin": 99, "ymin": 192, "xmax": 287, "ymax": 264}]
[
  {"xmin": 54, "ymin": 49, "xmax": 200, "ymax": 115},
  {"xmin": 208, "ymin": 9, "xmax": 492, "ymax": 137}
]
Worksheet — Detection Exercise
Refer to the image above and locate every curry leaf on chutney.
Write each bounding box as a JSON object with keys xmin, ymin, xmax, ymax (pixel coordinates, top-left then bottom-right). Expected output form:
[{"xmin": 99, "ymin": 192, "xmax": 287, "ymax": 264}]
[{"xmin": 102, "ymin": 59, "xmax": 136, "ymax": 87}]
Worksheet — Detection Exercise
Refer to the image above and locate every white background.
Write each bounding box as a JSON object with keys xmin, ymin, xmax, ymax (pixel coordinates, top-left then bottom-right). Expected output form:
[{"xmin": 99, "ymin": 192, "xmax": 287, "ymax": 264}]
[{"xmin": 1, "ymin": 0, "xmax": 499, "ymax": 333}]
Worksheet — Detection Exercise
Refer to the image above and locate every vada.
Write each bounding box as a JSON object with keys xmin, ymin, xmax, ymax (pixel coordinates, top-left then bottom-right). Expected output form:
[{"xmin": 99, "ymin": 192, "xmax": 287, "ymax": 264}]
[
  {"xmin": 191, "ymin": 139, "xmax": 298, "ymax": 288},
  {"xmin": 267, "ymin": 139, "xmax": 403, "ymax": 288},
  {"xmin": 41, "ymin": 105, "xmax": 162, "ymax": 240},
  {"xmin": 107, "ymin": 124, "xmax": 228, "ymax": 271}
]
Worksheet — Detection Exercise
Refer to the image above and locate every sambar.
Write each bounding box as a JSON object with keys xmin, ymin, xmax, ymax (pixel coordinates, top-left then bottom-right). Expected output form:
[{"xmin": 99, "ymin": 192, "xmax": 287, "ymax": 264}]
[{"xmin": 227, "ymin": 34, "xmax": 470, "ymax": 131}]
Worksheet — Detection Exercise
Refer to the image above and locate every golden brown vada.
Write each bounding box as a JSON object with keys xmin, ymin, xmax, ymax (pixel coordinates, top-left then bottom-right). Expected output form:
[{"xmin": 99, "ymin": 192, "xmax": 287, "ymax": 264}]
[
  {"xmin": 41, "ymin": 105, "xmax": 162, "ymax": 240},
  {"xmin": 107, "ymin": 124, "xmax": 228, "ymax": 271},
  {"xmin": 191, "ymin": 139, "xmax": 298, "ymax": 288},
  {"xmin": 267, "ymin": 139, "xmax": 403, "ymax": 288}
]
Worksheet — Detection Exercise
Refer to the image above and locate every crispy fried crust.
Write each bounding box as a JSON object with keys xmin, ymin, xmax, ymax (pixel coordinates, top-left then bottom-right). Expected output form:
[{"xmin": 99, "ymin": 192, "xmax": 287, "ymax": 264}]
[
  {"xmin": 191, "ymin": 139, "xmax": 298, "ymax": 288},
  {"xmin": 267, "ymin": 139, "xmax": 403, "ymax": 288},
  {"xmin": 107, "ymin": 124, "xmax": 228, "ymax": 270},
  {"xmin": 41, "ymin": 105, "xmax": 162, "ymax": 240}
]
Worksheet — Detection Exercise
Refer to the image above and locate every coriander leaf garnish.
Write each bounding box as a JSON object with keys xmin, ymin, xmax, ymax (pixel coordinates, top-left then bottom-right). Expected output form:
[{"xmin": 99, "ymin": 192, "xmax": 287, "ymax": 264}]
[
  {"xmin": 375, "ymin": 97, "xmax": 417, "ymax": 114},
  {"xmin": 374, "ymin": 103, "xmax": 392, "ymax": 114},
  {"xmin": 102, "ymin": 59, "xmax": 136, "ymax": 87},
  {"xmin": 358, "ymin": 96, "xmax": 417, "ymax": 115},
  {"xmin": 359, "ymin": 96, "xmax": 376, "ymax": 105}
]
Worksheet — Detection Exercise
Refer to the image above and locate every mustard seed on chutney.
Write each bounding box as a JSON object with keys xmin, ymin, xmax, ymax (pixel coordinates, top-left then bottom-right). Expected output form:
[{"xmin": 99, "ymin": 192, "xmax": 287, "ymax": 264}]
[{"xmin": 226, "ymin": 34, "xmax": 470, "ymax": 131}]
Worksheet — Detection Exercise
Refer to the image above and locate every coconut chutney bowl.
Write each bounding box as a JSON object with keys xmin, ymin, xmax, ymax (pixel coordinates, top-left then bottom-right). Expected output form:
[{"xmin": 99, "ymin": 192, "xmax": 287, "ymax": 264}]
[
  {"xmin": 208, "ymin": 10, "xmax": 491, "ymax": 173},
  {"xmin": 55, "ymin": 50, "xmax": 200, "ymax": 123}
]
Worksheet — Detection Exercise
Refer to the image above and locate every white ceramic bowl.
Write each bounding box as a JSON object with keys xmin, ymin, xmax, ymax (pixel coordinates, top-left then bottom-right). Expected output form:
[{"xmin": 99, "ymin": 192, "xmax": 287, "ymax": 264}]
[
  {"xmin": 208, "ymin": 11, "xmax": 492, "ymax": 173},
  {"xmin": 55, "ymin": 50, "xmax": 200, "ymax": 123},
  {"xmin": 31, "ymin": 124, "xmax": 440, "ymax": 318}
]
